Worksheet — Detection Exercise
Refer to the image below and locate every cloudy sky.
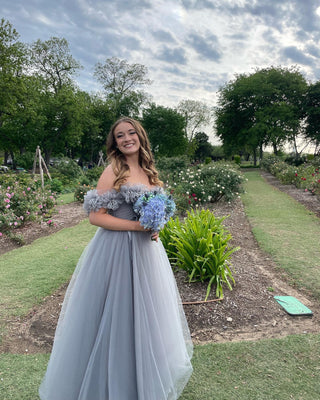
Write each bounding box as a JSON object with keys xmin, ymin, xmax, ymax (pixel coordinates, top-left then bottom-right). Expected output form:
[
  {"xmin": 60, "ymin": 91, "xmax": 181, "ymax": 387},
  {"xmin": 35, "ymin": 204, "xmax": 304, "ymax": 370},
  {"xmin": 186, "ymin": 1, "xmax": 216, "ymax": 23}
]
[{"xmin": 2, "ymin": 1, "xmax": 320, "ymax": 120}]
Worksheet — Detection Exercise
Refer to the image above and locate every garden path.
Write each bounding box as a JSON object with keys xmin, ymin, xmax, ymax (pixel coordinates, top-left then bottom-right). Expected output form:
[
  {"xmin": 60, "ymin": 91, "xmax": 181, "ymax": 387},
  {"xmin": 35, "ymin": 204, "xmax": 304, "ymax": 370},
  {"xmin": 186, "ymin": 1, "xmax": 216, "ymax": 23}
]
[{"xmin": 1, "ymin": 171, "xmax": 320, "ymax": 353}]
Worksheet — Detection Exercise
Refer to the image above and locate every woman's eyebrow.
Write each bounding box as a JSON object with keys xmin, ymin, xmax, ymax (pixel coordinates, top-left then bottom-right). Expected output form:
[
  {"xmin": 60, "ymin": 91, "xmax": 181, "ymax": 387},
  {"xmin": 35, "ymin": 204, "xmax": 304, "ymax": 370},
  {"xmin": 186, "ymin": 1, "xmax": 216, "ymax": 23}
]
[{"xmin": 116, "ymin": 129, "xmax": 136, "ymax": 134}]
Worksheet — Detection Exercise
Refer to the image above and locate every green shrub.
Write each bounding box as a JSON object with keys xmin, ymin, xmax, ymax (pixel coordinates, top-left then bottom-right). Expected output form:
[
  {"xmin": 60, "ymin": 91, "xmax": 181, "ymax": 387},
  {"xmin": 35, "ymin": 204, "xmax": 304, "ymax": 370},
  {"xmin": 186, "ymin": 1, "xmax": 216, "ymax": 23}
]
[
  {"xmin": 296, "ymin": 164, "xmax": 320, "ymax": 194},
  {"xmin": 74, "ymin": 184, "xmax": 94, "ymax": 203},
  {"xmin": 200, "ymin": 162, "xmax": 244, "ymax": 201},
  {"xmin": 158, "ymin": 216, "xmax": 182, "ymax": 263},
  {"xmin": 50, "ymin": 157, "xmax": 83, "ymax": 180},
  {"xmin": 160, "ymin": 209, "xmax": 238, "ymax": 300},
  {"xmin": 269, "ymin": 160, "xmax": 298, "ymax": 185},
  {"xmin": 14, "ymin": 152, "xmax": 35, "ymax": 170},
  {"xmin": 309, "ymin": 156, "xmax": 320, "ymax": 168},
  {"xmin": 167, "ymin": 162, "xmax": 245, "ymax": 213},
  {"xmin": 262, "ymin": 155, "xmax": 320, "ymax": 197},
  {"xmin": 0, "ymin": 173, "xmax": 57, "ymax": 235},
  {"xmin": 284, "ymin": 154, "xmax": 307, "ymax": 166},
  {"xmin": 156, "ymin": 155, "xmax": 190, "ymax": 173},
  {"xmin": 260, "ymin": 154, "xmax": 282, "ymax": 172},
  {"xmin": 211, "ymin": 145, "xmax": 225, "ymax": 160},
  {"xmin": 84, "ymin": 166, "xmax": 105, "ymax": 184},
  {"xmin": 306, "ymin": 154, "xmax": 314, "ymax": 161},
  {"xmin": 79, "ymin": 176, "xmax": 90, "ymax": 186},
  {"xmin": 48, "ymin": 178, "xmax": 64, "ymax": 193},
  {"xmin": 276, "ymin": 164, "xmax": 298, "ymax": 185},
  {"xmin": 47, "ymin": 173, "xmax": 75, "ymax": 191},
  {"xmin": 156, "ymin": 155, "xmax": 190, "ymax": 184},
  {"xmin": 233, "ymin": 155, "xmax": 241, "ymax": 165}
]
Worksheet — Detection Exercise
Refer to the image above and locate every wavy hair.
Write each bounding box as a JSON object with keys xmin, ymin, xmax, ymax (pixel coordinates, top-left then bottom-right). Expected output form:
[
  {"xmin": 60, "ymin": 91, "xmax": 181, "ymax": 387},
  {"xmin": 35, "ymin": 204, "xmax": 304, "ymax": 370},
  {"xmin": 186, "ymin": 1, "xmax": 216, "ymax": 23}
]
[{"xmin": 106, "ymin": 117, "xmax": 163, "ymax": 190}]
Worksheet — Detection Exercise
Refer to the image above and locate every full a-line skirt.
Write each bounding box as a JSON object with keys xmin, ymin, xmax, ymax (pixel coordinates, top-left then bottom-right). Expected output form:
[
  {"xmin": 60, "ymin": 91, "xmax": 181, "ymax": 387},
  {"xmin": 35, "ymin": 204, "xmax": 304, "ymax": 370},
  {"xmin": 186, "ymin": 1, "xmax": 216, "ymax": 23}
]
[{"xmin": 39, "ymin": 228, "xmax": 193, "ymax": 400}]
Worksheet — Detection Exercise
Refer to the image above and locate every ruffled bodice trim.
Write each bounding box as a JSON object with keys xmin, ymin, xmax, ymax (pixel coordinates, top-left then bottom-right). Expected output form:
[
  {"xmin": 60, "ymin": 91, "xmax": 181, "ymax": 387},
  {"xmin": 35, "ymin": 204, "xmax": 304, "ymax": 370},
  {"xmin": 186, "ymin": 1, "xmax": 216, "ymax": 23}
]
[{"xmin": 83, "ymin": 184, "xmax": 163, "ymax": 214}]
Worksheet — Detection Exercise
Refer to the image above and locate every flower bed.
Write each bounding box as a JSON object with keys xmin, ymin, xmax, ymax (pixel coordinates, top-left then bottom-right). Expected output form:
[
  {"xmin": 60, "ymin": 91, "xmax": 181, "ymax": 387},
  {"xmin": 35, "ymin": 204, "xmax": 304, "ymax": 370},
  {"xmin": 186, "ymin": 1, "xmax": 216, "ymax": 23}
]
[
  {"xmin": 0, "ymin": 173, "xmax": 57, "ymax": 238},
  {"xmin": 261, "ymin": 155, "xmax": 320, "ymax": 197},
  {"xmin": 163, "ymin": 161, "xmax": 245, "ymax": 213}
]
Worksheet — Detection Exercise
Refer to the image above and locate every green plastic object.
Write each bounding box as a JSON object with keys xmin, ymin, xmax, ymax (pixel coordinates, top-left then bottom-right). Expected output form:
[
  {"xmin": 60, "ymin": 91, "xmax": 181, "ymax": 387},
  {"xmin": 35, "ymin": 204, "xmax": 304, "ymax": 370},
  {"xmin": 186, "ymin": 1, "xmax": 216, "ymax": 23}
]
[{"xmin": 274, "ymin": 296, "xmax": 313, "ymax": 316}]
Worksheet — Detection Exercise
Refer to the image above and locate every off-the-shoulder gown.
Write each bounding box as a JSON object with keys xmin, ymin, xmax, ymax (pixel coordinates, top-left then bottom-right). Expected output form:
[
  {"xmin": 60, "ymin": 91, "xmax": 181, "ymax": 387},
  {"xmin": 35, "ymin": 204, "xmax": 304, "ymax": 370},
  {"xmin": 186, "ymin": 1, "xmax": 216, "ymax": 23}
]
[{"xmin": 39, "ymin": 184, "xmax": 193, "ymax": 400}]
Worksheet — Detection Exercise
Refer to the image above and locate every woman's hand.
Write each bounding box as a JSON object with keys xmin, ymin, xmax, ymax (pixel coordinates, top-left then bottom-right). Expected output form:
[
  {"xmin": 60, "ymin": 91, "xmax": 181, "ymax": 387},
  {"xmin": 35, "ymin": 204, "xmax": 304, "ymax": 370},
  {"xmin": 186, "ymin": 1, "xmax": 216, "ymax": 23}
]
[{"xmin": 151, "ymin": 231, "xmax": 159, "ymax": 242}]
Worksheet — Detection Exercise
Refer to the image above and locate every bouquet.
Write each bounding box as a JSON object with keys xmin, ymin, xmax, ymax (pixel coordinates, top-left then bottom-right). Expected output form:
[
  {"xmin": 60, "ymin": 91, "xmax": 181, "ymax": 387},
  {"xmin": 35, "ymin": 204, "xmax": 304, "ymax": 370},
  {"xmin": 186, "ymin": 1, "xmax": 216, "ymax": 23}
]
[{"xmin": 133, "ymin": 191, "xmax": 176, "ymax": 232}]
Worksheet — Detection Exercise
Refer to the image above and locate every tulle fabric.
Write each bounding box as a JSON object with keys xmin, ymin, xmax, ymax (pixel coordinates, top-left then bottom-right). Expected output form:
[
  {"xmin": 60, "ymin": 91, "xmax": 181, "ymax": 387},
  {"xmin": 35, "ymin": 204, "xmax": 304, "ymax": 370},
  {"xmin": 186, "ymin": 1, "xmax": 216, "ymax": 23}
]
[{"xmin": 39, "ymin": 185, "xmax": 193, "ymax": 400}]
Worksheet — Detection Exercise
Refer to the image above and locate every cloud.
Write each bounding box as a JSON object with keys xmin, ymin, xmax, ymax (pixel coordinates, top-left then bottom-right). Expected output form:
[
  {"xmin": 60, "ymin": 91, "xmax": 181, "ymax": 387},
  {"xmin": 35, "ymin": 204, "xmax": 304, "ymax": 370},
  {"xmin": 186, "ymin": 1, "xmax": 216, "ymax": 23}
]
[
  {"xmin": 289, "ymin": 0, "xmax": 320, "ymax": 34},
  {"xmin": 307, "ymin": 44, "xmax": 320, "ymax": 58},
  {"xmin": 188, "ymin": 32, "xmax": 222, "ymax": 62},
  {"xmin": 161, "ymin": 64, "xmax": 186, "ymax": 76},
  {"xmin": 156, "ymin": 46, "xmax": 187, "ymax": 65},
  {"xmin": 282, "ymin": 46, "xmax": 314, "ymax": 66},
  {"xmin": 181, "ymin": 0, "xmax": 320, "ymax": 37},
  {"xmin": 1, "ymin": 0, "xmax": 320, "ymax": 113},
  {"xmin": 152, "ymin": 29, "xmax": 176, "ymax": 43},
  {"xmin": 107, "ymin": 0, "xmax": 153, "ymax": 12}
]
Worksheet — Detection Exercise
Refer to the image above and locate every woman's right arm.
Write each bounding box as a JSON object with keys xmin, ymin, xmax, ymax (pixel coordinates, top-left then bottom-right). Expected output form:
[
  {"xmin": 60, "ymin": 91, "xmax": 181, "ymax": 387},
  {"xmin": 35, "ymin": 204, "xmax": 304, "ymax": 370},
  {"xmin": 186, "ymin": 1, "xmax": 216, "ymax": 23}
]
[
  {"xmin": 88, "ymin": 208, "xmax": 145, "ymax": 231},
  {"xmin": 87, "ymin": 165, "xmax": 145, "ymax": 232}
]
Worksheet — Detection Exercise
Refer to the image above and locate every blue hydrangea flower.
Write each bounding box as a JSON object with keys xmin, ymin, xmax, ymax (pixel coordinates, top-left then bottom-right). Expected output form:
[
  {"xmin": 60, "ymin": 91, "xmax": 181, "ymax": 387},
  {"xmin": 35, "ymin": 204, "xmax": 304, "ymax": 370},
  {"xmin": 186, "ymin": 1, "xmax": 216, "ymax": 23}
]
[{"xmin": 133, "ymin": 191, "xmax": 176, "ymax": 232}]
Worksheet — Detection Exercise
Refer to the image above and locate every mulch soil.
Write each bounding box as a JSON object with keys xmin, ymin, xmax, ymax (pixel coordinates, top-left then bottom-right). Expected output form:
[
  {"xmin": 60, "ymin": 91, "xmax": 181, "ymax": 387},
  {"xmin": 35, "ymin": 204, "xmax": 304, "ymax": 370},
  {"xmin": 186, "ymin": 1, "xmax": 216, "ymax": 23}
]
[{"xmin": 1, "ymin": 170, "xmax": 320, "ymax": 354}]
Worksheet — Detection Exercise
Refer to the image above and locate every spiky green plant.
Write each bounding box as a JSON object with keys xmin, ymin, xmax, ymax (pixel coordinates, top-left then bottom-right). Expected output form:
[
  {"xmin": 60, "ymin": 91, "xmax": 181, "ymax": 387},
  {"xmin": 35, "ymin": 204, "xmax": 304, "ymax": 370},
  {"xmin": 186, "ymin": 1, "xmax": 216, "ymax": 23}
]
[{"xmin": 160, "ymin": 209, "xmax": 238, "ymax": 300}]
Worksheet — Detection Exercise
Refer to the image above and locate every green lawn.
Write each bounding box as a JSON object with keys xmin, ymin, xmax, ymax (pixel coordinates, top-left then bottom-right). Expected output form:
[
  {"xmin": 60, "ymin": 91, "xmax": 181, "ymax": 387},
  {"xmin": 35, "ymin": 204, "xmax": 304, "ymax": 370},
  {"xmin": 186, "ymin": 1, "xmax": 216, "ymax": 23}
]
[
  {"xmin": 57, "ymin": 192, "xmax": 76, "ymax": 204},
  {"xmin": 242, "ymin": 170, "xmax": 320, "ymax": 299},
  {"xmin": 1, "ymin": 335, "xmax": 319, "ymax": 400},
  {"xmin": 0, "ymin": 220, "xmax": 97, "ymax": 319}
]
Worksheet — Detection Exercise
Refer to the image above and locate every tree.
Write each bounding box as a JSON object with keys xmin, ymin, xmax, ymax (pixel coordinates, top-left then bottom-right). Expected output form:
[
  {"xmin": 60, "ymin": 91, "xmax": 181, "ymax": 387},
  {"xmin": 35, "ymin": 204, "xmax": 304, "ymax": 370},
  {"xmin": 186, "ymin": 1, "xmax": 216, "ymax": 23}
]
[
  {"xmin": 35, "ymin": 85, "xmax": 86, "ymax": 163},
  {"xmin": 74, "ymin": 93, "xmax": 114, "ymax": 164},
  {"xmin": 193, "ymin": 132, "xmax": 214, "ymax": 161},
  {"xmin": 215, "ymin": 66, "xmax": 307, "ymax": 164},
  {"xmin": 215, "ymin": 73, "xmax": 262, "ymax": 162},
  {"xmin": 142, "ymin": 104, "xmax": 188, "ymax": 157},
  {"xmin": 254, "ymin": 67, "xmax": 307, "ymax": 155},
  {"xmin": 305, "ymin": 81, "xmax": 320, "ymax": 152},
  {"xmin": 30, "ymin": 37, "xmax": 82, "ymax": 93},
  {"xmin": 0, "ymin": 75, "xmax": 45, "ymax": 159},
  {"xmin": 0, "ymin": 18, "xmax": 28, "ymax": 163},
  {"xmin": 94, "ymin": 57, "xmax": 151, "ymax": 118},
  {"xmin": 29, "ymin": 37, "xmax": 83, "ymax": 162},
  {"xmin": 176, "ymin": 99, "xmax": 212, "ymax": 142}
]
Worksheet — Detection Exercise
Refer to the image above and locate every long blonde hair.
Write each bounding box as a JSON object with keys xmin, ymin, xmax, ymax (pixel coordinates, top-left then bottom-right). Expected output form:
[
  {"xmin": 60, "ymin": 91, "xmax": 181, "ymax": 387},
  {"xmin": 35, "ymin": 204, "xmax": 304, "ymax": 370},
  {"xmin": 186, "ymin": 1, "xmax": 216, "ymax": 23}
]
[{"xmin": 106, "ymin": 117, "xmax": 163, "ymax": 190}]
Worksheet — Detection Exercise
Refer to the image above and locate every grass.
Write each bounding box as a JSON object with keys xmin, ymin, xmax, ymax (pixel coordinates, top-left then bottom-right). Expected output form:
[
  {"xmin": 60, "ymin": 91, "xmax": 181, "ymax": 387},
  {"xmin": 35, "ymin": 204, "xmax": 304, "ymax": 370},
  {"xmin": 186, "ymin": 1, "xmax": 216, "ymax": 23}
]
[
  {"xmin": 180, "ymin": 334, "xmax": 320, "ymax": 400},
  {"xmin": 0, "ymin": 354, "xmax": 49, "ymax": 400},
  {"xmin": 242, "ymin": 170, "xmax": 320, "ymax": 299},
  {"xmin": 0, "ymin": 220, "xmax": 97, "ymax": 319},
  {"xmin": 57, "ymin": 191, "xmax": 76, "ymax": 204},
  {"xmin": 1, "ymin": 335, "xmax": 319, "ymax": 400}
]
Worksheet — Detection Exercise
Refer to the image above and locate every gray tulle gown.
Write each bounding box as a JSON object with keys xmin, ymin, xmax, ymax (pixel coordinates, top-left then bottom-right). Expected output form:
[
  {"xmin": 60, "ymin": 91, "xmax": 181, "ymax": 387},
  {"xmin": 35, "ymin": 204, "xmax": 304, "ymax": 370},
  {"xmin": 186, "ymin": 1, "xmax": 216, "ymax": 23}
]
[{"xmin": 39, "ymin": 184, "xmax": 193, "ymax": 400}]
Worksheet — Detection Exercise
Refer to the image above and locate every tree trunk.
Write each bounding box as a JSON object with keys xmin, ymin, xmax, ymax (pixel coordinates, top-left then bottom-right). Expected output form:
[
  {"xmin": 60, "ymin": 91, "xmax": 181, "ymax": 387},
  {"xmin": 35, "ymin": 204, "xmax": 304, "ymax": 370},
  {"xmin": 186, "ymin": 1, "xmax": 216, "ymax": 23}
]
[
  {"xmin": 4, "ymin": 151, "xmax": 9, "ymax": 165},
  {"xmin": 10, "ymin": 151, "xmax": 16, "ymax": 169},
  {"xmin": 273, "ymin": 143, "xmax": 278, "ymax": 155},
  {"xmin": 259, "ymin": 144, "xmax": 263, "ymax": 161},
  {"xmin": 44, "ymin": 150, "xmax": 51, "ymax": 166},
  {"xmin": 253, "ymin": 148, "xmax": 257, "ymax": 166}
]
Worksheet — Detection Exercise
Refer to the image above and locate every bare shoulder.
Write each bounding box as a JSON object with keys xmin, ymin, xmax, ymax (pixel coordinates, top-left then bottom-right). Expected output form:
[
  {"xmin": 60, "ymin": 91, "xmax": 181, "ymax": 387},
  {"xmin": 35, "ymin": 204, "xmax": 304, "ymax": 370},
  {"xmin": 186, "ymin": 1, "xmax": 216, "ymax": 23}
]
[{"xmin": 96, "ymin": 165, "xmax": 116, "ymax": 191}]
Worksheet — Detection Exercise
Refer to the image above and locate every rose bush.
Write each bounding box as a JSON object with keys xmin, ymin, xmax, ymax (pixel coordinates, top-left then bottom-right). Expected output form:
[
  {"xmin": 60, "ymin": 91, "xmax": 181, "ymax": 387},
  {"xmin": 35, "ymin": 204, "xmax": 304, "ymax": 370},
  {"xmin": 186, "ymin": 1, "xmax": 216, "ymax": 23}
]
[
  {"xmin": 165, "ymin": 162, "xmax": 245, "ymax": 213},
  {"xmin": 261, "ymin": 155, "xmax": 320, "ymax": 197},
  {"xmin": 0, "ymin": 173, "xmax": 57, "ymax": 236}
]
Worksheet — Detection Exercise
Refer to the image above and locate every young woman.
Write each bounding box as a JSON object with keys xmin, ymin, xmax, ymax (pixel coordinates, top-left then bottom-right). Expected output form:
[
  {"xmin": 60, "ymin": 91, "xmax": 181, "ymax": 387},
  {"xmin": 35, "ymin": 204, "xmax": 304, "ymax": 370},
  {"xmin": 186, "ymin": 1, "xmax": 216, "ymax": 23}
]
[{"xmin": 39, "ymin": 117, "xmax": 193, "ymax": 400}]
